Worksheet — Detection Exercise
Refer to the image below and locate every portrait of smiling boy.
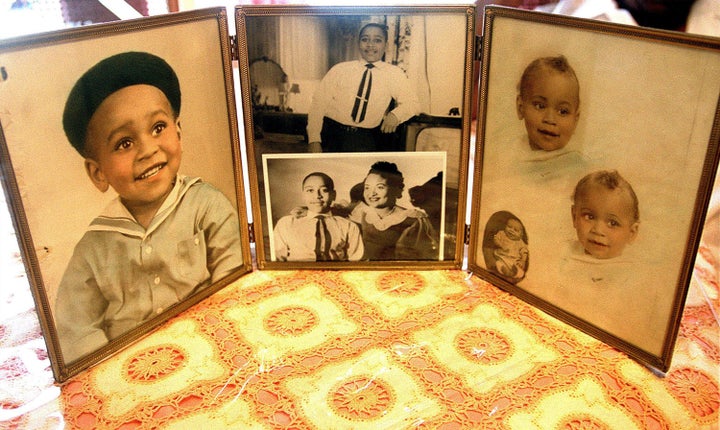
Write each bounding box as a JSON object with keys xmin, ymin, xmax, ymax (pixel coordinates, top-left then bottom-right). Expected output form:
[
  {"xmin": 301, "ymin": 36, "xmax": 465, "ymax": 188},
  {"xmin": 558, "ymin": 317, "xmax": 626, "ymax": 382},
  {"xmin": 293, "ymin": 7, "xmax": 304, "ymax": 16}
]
[
  {"xmin": 55, "ymin": 51, "xmax": 244, "ymax": 363},
  {"xmin": 305, "ymin": 22, "xmax": 421, "ymax": 152},
  {"xmin": 273, "ymin": 172, "xmax": 364, "ymax": 262},
  {"xmin": 83, "ymin": 84, "xmax": 182, "ymax": 228}
]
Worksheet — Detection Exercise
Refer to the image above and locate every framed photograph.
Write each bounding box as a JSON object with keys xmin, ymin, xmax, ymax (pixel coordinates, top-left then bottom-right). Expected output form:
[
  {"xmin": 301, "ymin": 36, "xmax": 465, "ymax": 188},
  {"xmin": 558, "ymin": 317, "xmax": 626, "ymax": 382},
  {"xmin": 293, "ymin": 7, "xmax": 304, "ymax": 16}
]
[
  {"xmin": 264, "ymin": 152, "xmax": 446, "ymax": 265},
  {"xmin": 235, "ymin": 5, "xmax": 475, "ymax": 269},
  {"xmin": 468, "ymin": 6, "xmax": 720, "ymax": 372},
  {"xmin": 0, "ymin": 8, "xmax": 252, "ymax": 382}
]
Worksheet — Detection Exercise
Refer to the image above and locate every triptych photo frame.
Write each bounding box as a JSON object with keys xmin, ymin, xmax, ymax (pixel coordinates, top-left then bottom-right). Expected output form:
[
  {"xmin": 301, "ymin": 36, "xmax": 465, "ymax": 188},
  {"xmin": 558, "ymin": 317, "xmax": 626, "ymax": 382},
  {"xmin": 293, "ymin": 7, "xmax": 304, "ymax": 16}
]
[{"xmin": 0, "ymin": 5, "xmax": 718, "ymax": 381}]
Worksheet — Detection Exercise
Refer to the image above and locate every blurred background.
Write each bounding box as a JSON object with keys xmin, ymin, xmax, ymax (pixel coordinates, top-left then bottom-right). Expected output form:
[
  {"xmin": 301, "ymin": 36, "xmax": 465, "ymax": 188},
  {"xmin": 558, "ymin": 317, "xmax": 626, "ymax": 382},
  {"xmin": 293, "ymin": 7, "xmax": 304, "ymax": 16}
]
[{"xmin": 1, "ymin": 0, "xmax": 718, "ymax": 40}]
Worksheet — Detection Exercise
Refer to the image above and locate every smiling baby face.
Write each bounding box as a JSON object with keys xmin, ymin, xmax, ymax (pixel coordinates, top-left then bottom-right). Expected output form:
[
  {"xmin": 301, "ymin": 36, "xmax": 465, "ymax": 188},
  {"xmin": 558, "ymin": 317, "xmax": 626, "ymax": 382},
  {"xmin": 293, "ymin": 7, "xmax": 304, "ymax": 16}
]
[
  {"xmin": 572, "ymin": 182, "xmax": 639, "ymax": 259},
  {"xmin": 517, "ymin": 66, "xmax": 580, "ymax": 151}
]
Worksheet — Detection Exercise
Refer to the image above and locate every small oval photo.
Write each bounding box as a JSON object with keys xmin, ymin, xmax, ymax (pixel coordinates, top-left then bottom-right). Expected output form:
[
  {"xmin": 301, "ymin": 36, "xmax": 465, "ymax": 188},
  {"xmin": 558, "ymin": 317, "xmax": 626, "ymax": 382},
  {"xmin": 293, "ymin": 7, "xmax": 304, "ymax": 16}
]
[{"xmin": 482, "ymin": 211, "xmax": 529, "ymax": 284}]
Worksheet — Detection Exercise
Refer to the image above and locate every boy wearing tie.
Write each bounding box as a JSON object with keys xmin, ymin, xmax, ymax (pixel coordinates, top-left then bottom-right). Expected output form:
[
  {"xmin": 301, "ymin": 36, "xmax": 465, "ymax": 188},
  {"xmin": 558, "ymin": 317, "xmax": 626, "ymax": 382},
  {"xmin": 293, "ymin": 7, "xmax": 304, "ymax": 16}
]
[{"xmin": 273, "ymin": 172, "xmax": 364, "ymax": 261}]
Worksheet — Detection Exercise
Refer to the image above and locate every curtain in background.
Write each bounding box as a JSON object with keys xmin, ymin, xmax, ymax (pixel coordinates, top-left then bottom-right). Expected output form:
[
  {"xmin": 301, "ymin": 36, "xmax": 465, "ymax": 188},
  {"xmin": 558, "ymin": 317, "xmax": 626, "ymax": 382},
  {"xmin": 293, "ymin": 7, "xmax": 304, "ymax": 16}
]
[
  {"xmin": 386, "ymin": 14, "xmax": 431, "ymax": 114},
  {"xmin": 275, "ymin": 14, "xmax": 431, "ymax": 112},
  {"xmin": 247, "ymin": 16, "xmax": 280, "ymax": 63},
  {"xmin": 278, "ymin": 16, "xmax": 328, "ymax": 81},
  {"xmin": 247, "ymin": 14, "xmax": 432, "ymax": 114}
]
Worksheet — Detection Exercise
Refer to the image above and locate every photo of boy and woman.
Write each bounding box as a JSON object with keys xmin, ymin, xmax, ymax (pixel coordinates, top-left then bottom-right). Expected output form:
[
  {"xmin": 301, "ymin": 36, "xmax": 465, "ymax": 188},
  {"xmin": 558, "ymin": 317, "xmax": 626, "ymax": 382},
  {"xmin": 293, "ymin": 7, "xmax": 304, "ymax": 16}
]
[
  {"xmin": 265, "ymin": 153, "xmax": 444, "ymax": 263},
  {"xmin": 54, "ymin": 52, "xmax": 244, "ymax": 362}
]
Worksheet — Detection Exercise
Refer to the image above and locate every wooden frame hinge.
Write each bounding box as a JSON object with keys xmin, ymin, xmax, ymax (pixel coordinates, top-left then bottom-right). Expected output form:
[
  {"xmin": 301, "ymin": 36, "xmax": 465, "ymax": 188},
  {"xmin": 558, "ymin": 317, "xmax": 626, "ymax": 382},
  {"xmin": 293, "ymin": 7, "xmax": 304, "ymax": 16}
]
[
  {"xmin": 475, "ymin": 35, "xmax": 483, "ymax": 61},
  {"xmin": 464, "ymin": 224, "xmax": 471, "ymax": 245},
  {"xmin": 230, "ymin": 34, "xmax": 239, "ymax": 62},
  {"xmin": 248, "ymin": 222, "xmax": 255, "ymax": 243}
]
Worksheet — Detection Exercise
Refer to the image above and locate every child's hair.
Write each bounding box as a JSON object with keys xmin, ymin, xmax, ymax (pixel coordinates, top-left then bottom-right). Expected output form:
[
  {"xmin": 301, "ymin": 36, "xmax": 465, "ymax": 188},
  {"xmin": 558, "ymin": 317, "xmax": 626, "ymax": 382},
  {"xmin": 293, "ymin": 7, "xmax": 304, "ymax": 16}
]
[
  {"xmin": 572, "ymin": 170, "xmax": 640, "ymax": 221},
  {"xmin": 367, "ymin": 161, "xmax": 404, "ymax": 198},
  {"xmin": 303, "ymin": 172, "xmax": 335, "ymax": 191},
  {"xmin": 63, "ymin": 51, "xmax": 181, "ymax": 157},
  {"xmin": 359, "ymin": 22, "xmax": 388, "ymax": 41},
  {"xmin": 518, "ymin": 55, "xmax": 579, "ymax": 103}
]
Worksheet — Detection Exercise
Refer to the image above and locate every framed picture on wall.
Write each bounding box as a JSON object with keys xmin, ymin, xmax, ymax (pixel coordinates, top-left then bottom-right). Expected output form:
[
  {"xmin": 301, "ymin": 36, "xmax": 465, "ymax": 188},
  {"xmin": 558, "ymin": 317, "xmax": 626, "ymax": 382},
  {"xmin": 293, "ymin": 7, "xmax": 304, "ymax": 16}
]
[
  {"xmin": 0, "ymin": 8, "xmax": 252, "ymax": 382},
  {"xmin": 235, "ymin": 5, "xmax": 476, "ymax": 269},
  {"xmin": 468, "ymin": 6, "xmax": 720, "ymax": 373}
]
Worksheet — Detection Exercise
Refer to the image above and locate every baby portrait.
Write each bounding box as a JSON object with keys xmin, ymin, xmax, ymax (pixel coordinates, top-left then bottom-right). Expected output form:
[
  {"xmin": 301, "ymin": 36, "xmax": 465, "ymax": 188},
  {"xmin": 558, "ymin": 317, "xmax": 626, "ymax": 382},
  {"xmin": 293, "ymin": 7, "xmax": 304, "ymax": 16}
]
[
  {"xmin": 472, "ymin": 9, "xmax": 720, "ymax": 363},
  {"xmin": 482, "ymin": 211, "xmax": 529, "ymax": 284}
]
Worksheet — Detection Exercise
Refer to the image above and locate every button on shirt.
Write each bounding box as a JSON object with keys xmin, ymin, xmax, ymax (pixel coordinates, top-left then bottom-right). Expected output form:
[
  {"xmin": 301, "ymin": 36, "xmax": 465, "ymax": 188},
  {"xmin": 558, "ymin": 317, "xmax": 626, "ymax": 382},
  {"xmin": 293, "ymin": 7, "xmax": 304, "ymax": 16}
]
[{"xmin": 307, "ymin": 60, "xmax": 421, "ymax": 143}]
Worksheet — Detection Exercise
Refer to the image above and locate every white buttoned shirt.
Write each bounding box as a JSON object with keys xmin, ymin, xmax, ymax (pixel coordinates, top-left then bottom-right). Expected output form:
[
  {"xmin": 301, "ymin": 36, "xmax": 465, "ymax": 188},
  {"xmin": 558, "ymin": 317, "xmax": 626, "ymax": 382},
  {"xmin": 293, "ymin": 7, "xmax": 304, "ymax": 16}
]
[{"xmin": 306, "ymin": 60, "xmax": 421, "ymax": 143}]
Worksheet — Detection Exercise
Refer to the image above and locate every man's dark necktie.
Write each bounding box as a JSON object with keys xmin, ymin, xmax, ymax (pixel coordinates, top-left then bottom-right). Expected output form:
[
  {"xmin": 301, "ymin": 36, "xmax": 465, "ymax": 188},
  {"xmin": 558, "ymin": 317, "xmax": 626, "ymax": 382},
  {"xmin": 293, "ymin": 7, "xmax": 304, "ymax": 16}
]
[
  {"xmin": 314, "ymin": 216, "xmax": 331, "ymax": 261},
  {"xmin": 351, "ymin": 63, "xmax": 374, "ymax": 123}
]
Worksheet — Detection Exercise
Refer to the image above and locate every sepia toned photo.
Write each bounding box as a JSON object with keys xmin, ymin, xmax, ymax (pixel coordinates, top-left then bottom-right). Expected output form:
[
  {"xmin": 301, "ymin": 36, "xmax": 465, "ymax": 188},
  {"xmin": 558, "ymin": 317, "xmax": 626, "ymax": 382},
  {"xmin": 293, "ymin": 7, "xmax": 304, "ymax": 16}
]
[
  {"xmin": 264, "ymin": 152, "xmax": 446, "ymax": 264},
  {"xmin": 0, "ymin": 8, "xmax": 251, "ymax": 382},
  {"xmin": 236, "ymin": 5, "xmax": 474, "ymax": 268},
  {"xmin": 468, "ymin": 7, "xmax": 720, "ymax": 372}
]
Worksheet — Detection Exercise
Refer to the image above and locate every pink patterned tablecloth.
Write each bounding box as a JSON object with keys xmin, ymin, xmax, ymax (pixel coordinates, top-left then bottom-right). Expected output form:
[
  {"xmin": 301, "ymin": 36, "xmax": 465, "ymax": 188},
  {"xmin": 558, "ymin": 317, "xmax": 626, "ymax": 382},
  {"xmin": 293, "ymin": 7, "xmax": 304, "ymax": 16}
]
[{"xmin": 0, "ymin": 190, "xmax": 718, "ymax": 429}]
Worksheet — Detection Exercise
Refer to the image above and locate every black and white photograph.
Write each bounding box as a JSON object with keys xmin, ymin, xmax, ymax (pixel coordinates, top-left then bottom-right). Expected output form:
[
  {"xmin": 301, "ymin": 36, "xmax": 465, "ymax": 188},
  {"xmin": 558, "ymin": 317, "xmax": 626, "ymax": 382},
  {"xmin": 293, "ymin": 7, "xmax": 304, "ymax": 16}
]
[
  {"xmin": 236, "ymin": 6, "xmax": 474, "ymax": 268},
  {"xmin": 264, "ymin": 152, "xmax": 446, "ymax": 263}
]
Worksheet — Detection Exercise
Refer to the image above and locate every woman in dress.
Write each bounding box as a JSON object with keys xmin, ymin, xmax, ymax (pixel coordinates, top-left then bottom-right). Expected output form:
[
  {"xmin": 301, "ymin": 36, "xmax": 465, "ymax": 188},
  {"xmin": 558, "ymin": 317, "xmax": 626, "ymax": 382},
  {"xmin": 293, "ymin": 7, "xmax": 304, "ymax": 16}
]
[{"xmin": 350, "ymin": 161, "xmax": 439, "ymax": 260}]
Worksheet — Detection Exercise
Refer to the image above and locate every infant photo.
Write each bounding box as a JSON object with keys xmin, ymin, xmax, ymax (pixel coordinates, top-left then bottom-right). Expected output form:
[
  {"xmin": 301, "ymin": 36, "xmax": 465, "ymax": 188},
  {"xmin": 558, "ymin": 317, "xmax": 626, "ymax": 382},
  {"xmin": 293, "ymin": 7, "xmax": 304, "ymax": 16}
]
[{"xmin": 471, "ymin": 8, "xmax": 720, "ymax": 368}]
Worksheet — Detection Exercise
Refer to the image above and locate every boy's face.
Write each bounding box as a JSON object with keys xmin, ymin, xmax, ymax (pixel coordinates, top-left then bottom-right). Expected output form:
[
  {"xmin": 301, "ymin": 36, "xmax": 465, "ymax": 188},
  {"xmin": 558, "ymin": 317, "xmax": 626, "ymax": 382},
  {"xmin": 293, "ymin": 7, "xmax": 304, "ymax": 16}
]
[
  {"xmin": 302, "ymin": 175, "xmax": 335, "ymax": 213},
  {"xmin": 505, "ymin": 218, "xmax": 523, "ymax": 241},
  {"xmin": 517, "ymin": 68, "xmax": 580, "ymax": 151},
  {"xmin": 84, "ymin": 84, "xmax": 182, "ymax": 214},
  {"xmin": 359, "ymin": 26, "xmax": 386, "ymax": 63},
  {"xmin": 572, "ymin": 185, "xmax": 639, "ymax": 259}
]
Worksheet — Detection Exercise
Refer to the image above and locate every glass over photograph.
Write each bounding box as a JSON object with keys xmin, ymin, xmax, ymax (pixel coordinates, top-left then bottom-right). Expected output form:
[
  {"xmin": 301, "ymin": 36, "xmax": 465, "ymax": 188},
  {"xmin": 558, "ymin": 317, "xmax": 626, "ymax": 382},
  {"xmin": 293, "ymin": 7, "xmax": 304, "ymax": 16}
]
[
  {"xmin": 264, "ymin": 152, "xmax": 447, "ymax": 263},
  {"xmin": 470, "ymin": 7, "xmax": 720, "ymax": 372},
  {"xmin": 237, "ymin": 6, "xmax": 473, "ymax": 268},
  {"xmin": 0, "ymin": 9, "xmax": 250, "ymax": 381}
]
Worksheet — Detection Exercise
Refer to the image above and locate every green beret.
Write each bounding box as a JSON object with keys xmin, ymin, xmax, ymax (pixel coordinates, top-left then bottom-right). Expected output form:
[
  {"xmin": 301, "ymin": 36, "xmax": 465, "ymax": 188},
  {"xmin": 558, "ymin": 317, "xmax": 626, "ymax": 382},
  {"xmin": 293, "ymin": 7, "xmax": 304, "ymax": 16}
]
[{"xmin": 62, "ymin": 51, "xmax": 181, "ymax": 156}]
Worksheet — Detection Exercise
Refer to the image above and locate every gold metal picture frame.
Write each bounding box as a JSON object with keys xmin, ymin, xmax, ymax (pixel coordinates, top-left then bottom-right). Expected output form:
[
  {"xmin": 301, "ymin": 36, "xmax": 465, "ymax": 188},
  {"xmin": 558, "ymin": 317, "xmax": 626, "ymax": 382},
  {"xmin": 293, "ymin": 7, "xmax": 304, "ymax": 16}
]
[
  {"xmin": 235, "ymin": 5, "xmax": 475, "ymax": 270},
  {"xmin": 3, "ymin": 3, "xmax": 717, "ymax": 382},
  {"xmin": 468, "ymin": 6, "xmax": 720, "ymax": 373},
  {"xmin": 0, "ymin": 8, "xmax": 252, "ymax": 382}
]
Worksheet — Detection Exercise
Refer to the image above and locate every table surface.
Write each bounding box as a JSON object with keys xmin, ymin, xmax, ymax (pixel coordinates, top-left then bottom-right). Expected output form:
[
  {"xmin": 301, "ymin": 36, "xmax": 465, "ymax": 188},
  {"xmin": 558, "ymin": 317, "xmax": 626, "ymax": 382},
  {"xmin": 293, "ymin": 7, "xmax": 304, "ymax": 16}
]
[
  {"xmin": 3, "ymin": 3, "xmax": 719, "ymax": 428},
  {"xmin": 0, "ymin": 181, "xmax": 718, "ymax": 429}
]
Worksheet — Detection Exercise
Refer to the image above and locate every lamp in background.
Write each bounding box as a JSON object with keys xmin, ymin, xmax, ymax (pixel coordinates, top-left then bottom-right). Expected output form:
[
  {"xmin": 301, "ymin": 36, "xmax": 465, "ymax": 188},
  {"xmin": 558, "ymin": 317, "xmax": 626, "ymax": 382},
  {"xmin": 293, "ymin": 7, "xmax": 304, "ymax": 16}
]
[{"xmin": 284, "ymin": 83, "xmax": 300, "ymax": 112}]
